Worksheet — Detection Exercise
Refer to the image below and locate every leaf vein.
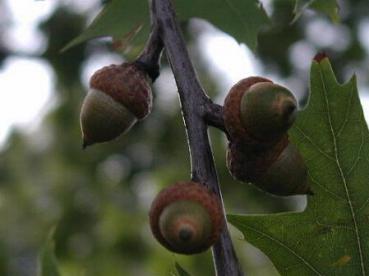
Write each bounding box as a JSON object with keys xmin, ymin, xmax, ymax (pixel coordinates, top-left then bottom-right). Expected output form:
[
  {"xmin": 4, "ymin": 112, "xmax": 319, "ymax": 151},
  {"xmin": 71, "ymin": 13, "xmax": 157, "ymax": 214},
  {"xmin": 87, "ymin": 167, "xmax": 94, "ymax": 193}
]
[
  {"xmin": 308, "ymin": 171, "xmax": 345, "ymax": 200},
  {"xmin": 238, "ymin": 223, "xmax": 322, "ymax": 275},
  {"xmin": 337, "ymin": 83, "xmax": 355, "ymax": 137},
  {"xmin": 358, "ymin": 197, "xmax": 369, "ymax": 213},
  {"xmin": 294, "ymin": 126, "xmax": 335, "ymax": 161},
  {"xmin": 347, "ymin": 127, "xmax": 364, "ymax": 176},
  {"xmin": 316, "ymin": 220, "xmax": 355, "ymax": 232}
]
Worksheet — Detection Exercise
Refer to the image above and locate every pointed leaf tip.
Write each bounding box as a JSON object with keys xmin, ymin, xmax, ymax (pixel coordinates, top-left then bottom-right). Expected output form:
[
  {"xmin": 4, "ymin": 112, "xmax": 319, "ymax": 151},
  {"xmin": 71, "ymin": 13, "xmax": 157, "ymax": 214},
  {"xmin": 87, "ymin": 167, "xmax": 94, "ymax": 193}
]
[{"xmin": 313, "ymin": 52, "xmax": 328, "ymax": 63}]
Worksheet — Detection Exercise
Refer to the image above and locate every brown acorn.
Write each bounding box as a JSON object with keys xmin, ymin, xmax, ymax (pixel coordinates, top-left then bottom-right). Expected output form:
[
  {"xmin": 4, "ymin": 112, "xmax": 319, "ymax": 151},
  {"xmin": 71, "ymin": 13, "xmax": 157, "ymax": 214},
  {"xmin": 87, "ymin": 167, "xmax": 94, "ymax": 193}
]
[
  {"xmin": 224, "ymin": 77, "xmax": 312, "ymax": 196},
  {"xmin": 149, "ymin": 181, "xmax": 224, "ymax": 254},
  {"xmin": 80, "ymin": 62, "xmax": 152, "ymax": 148}
]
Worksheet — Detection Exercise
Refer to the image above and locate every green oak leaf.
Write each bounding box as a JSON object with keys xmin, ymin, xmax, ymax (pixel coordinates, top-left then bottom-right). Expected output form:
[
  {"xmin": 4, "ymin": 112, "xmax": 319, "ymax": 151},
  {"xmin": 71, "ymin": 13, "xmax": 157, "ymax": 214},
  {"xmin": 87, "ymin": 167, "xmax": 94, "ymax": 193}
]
[
  {"xmin": 38, "ymin": 228, "xmax": 61, "ymax": 276},
  {"xmin": 173, "ymin": 262, "xmax": 191, "ymax": 276},
  {"xmin": 62, "ymin": 0, "xmax": 150, "ymax": 53},
  {"xmin": 228, "ymin": 57, "xmax": 369, "ymax": 275},
  {"xmin": 174, "ymin": 0, "xmax": 269, "ymax": 50},
  {"xmin": 63, "ymin": 0, "xmax": 269, "ymax": 53},
  {"xmin": 293, "ymin": 0, "xmax": 339, "ymax": 22}
]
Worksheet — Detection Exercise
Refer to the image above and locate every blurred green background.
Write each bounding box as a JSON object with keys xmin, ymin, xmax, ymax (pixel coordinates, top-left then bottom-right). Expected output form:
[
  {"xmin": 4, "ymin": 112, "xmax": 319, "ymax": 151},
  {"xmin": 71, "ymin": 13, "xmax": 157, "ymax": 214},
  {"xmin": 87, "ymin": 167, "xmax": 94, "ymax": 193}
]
[{"xmin": 0, "ymin": 0, "xmax": 369, "ymax": 275}]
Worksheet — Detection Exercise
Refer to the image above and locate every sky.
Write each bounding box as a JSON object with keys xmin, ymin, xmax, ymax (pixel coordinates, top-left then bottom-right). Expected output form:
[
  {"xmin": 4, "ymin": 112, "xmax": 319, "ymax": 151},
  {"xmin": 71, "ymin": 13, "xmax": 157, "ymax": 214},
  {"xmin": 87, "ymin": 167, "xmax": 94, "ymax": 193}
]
[
  {"xmin": 0, "ymin": 0, "xmax": 97, "ymax": 146},
  {"xmin": 1, "ymin": 0, "xmax": 369, "ymax": 148}
]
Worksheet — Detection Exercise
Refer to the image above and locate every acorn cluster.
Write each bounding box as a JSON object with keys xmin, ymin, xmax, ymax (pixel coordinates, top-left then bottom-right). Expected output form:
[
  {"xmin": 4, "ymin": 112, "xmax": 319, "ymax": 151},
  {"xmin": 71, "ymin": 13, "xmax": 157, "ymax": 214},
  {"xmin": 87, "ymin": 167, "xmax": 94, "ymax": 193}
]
[
  {"xmin": 79, "ymin": 62, "xmax": 311, "ymax": 254},
  {"xmin": 224, "ymin": 77, "xmax": 311, "ymax": 196}
]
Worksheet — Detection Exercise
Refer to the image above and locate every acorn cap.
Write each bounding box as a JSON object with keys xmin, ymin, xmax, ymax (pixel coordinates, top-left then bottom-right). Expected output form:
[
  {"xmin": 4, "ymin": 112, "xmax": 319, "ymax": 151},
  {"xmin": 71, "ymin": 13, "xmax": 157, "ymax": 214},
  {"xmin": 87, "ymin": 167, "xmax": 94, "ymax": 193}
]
[
  {"xmin": 240, "ymin": 82, "xmax": 297, "ymax": 141},
  {"xmin": 90, "ymin": 63, "xmax": 152, "ymax": 120},
  {"xmin": 223, "ymin": 76, "xmax": 272, "ymax": 144},
  {"xmin": 149, "ymin": 181, "xmax": 224, "ymax": 254},
  {"xmin": 226, "ymin": 136, "xmax": 288, "ymax": 183}
]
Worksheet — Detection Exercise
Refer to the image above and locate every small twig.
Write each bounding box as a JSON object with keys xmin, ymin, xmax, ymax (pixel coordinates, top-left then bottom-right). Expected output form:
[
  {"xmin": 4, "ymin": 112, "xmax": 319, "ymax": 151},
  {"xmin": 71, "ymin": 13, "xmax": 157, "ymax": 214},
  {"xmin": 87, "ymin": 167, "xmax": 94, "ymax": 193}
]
[
  {"xmin": 136, "ymin": 2, "xmax": 163, "ymax": 82},
  {"xmin": 151, "ymin": 0, "xmax": 244, "ymax": 275},
  {"xmin": 203, "ymin": 100, "xmax": 228, "ymax": 135}
]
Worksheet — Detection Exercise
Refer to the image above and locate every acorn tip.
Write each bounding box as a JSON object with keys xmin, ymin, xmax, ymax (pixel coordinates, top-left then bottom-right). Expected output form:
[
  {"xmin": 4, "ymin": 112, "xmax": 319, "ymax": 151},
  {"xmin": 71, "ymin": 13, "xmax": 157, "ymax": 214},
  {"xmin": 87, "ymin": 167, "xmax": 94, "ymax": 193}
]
[
  {"xmin": 179, "ymin": 228, "xmax": 193, "ymax": 242},
  {"xmin": 82, "ymin": 139, "xmax": 90, "ymax": 150}
]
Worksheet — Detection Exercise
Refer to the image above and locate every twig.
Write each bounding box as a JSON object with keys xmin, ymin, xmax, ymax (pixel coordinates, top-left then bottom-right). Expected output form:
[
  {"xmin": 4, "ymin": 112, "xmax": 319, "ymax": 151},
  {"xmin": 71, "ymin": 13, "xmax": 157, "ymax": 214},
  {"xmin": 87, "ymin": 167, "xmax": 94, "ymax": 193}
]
[
  {"xmin": 203, "ymin": 100, "xmax": 228, "ymax": 135},
  {"xmin": 150, "ymin": 0, "xmax": 244, "ymax": 275},
  {"xmin": 136, "ymin": 21, "xmax": 163, "ymax": 82}
]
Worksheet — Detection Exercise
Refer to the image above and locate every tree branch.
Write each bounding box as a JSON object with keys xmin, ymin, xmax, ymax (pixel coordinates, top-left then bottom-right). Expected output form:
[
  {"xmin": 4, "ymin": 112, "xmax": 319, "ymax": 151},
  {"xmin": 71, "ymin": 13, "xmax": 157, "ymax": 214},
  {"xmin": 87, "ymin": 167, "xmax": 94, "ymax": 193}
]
[{"xmin": 151, "ymin": 0, "xmax": 244, "ymax": 275}]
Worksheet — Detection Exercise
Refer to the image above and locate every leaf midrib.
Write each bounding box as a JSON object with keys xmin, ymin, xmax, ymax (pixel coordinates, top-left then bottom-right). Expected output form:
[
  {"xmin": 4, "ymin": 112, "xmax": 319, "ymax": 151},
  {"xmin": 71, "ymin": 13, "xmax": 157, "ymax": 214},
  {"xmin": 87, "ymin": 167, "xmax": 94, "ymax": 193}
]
[{"xmin": 318, "ymin": 67, "xmax": 366, "ymax": 275}]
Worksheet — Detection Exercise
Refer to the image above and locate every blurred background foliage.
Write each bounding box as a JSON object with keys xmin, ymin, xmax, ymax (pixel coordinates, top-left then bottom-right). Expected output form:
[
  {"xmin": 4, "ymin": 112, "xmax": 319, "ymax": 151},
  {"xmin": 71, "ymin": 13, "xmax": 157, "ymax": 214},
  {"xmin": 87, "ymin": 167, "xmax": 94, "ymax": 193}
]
[{"xmin": 0, "ymin": 0, "xmax": 368, "ymax": 275}]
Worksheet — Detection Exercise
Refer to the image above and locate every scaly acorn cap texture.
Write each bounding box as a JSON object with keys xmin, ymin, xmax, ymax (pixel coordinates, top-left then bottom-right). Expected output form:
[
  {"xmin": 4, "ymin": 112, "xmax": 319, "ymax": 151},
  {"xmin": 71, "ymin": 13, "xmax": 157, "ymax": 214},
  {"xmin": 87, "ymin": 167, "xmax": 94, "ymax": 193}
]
[
  {"xmin": 149, "ymin": 181, "xmax": 224, "ymax": 254},
  {"xmin": 227, "ymin": 139, "xmax": 312, "ymax": 196},
  {"xmin": 223, "ymin": 76, "xmax": 297, "ymax": 145},
  {"xmin": 80, "ymin": 63, "xmax": 152, "ymax": 148},
  {"xmin": 226, "ymin": 136, "xmax": 288, "ymax": 183}
]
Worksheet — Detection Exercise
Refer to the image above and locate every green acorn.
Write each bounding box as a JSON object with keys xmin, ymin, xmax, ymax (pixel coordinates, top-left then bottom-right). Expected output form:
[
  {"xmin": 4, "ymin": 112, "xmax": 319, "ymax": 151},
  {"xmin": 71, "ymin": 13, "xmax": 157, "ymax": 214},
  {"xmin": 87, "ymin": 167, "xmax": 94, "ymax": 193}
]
[
  {"xmin": 239, "ymin": 81, "xmax": 297, "ymax": 141},
  {"xmin": 80, "ymin": 63, "xmax": 152, "ymax": 148},
  {"xmin": 224, "ymin": 76, "xmax": 297, "ymax": 145}
]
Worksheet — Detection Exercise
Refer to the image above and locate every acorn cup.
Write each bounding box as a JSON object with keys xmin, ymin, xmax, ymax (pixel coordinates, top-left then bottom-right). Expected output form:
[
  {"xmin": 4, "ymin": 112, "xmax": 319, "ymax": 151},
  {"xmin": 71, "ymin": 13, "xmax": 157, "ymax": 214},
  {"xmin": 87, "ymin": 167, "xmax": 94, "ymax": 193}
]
[
  {"xmin": 80, "ymin": 62, "xmax": 152, "ymax": 148},
  {"xmin": 224, "ymin": 77, "xmax": 312, "ymax": 196},
  {"xmin": 149, "ymin": 181, "xmax": 224, "ymax": 254}
]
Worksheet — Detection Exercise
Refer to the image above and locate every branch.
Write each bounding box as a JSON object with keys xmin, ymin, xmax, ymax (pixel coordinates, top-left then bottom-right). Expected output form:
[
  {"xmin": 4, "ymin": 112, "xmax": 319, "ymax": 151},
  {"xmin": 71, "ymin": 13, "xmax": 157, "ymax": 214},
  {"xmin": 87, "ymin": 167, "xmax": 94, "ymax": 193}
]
[{"xmin": 151, "ymin": 0, "xmax": 244, "ymax": 275}]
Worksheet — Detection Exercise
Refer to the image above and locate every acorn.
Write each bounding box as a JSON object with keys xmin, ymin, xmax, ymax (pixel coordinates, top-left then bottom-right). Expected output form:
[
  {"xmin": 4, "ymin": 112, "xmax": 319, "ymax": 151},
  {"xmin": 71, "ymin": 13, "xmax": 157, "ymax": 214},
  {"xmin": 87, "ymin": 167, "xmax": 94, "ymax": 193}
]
[
  {"xmin": 149, "ymin": 181, "xmax": 224, "ymax": 254},
  {"xmin": 227, "ymin": 139, "xmax": 311, "ymax": 196},
  {"xmin": 80, "ymin": 62, "xmax": 152, "ymax": 148},
  {"xmin": 224, "ymin": 77, "xmax": 297, "ymax": 146},
  {"xmin": 224, "ymin": 77, "xmax": 311, "ymax": 196}
]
